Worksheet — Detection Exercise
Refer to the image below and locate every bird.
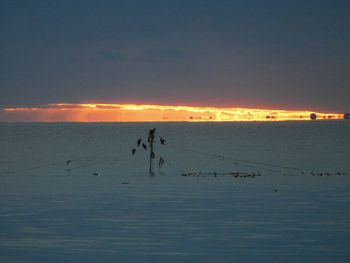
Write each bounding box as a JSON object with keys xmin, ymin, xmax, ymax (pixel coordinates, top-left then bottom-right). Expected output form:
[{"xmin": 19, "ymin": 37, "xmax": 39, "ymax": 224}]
[
  {"xmin": 132, "ymin": 148, "xmax": 136, "ymax": 155},
  {"xmin": 149, "ymin": 128, "xmax": 156, "ymax": 136},
  {"xmin": 142, "ymin": 143, "xmax": 147, "ymax": 151},
  {"xmin": 160, "ymin": 137, "xmax": 166, "ymax": 145},
  {"xmin": 66, "ymin": 160, "xmax": 73, "ymax": 165},
  {"xmin": 148, "ymin": 128, "xmax": 156, "ymax": 142},
  {"xmin": 137, "ymin": 138, "xmax": 142, "ymax": 147}
]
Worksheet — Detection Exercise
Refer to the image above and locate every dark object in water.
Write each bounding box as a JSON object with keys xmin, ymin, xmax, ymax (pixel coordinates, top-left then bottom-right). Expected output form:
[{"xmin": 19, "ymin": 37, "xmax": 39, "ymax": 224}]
[
  {"xmin": 93, "ymin": 172, "xmax": 100, "ymax": 176},
  {"xmin": 142, "ymin": 143, "xmax": 147, "ymax": 151},
  {"xmin": 274, "ymin": 189, "xmax": 278, "ymax": 192},
  {"xmin": 310, "ymin": 113, "xmax": 317, "ymax": 120},
  {"xmin": 158, "ymin": 157, "xmax": 165, "ymax": 168},
  {"xmin": 151, "ymin": 151, "xmax": 155, "ymax": 159},
  {"xmin": 132, "ymin": 148, "xmax": 136, "ymax": 155},
  {"xmin": 148, "ymin": 128, "xmax": 156, "ymax": 143},
  {"xmin": 137, "ymin": 138, "xmax": 142, "ymax": 147},
  {"xmin": 160, "ymin": 137, "xmax": 166, "ymax": 145}
]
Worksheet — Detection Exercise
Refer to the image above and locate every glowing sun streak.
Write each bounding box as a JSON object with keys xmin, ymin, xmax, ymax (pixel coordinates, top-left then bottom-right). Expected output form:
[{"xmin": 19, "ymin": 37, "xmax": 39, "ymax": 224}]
[{"xmin": 2, "ymin": 103, "xmax": 344, "ymax": 122}]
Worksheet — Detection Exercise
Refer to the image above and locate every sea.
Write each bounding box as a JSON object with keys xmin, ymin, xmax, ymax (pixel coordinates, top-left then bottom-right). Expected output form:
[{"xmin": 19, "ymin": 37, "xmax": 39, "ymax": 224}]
[{"xmin": 0, "ymin": 121, "xmax": 349, "ymax": 263}]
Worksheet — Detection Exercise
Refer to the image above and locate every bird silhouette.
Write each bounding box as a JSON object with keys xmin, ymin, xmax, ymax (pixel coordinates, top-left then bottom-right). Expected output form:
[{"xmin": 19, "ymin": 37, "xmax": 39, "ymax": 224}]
[
  {"xmin": 137, "ymin": 138, "xmax": 142, "ymax": 147},
  {"xmin": 160, "ymin": 137, "xmax": 166, "ymax": 145},
  {"xmin": 148, "ymin": 128, "xmax": 156, "ymax": 142},
  {"xmin": 132, "ymin": 148, "xmax": 136, "ymax": 155},
  {"xmin": 142, "ymin": 143, "xmax": 147, "ymax": 151}
]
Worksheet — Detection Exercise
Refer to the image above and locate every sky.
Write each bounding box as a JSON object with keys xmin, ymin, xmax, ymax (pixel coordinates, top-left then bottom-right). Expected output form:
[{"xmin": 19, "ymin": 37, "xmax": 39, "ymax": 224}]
[{"xmin": 1, "ymin": 0, "xmax": 349, "ymax": 112}]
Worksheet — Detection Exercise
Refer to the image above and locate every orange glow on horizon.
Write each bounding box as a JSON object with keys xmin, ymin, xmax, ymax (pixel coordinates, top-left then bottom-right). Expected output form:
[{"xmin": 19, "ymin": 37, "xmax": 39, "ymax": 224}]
[{"xmin": 1, "ymin": 103, "xmax": 345, "ymax": 122}]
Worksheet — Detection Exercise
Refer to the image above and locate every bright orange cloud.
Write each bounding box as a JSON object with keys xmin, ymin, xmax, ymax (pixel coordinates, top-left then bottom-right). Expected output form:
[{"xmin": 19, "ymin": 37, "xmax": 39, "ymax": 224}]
[{"xmin": 1, "ymin": 103, "xmax": 345, "ymax": 122}]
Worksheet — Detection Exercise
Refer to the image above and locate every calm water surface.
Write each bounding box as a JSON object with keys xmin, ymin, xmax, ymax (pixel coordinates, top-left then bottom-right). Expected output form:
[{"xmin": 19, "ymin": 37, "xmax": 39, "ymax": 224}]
[{"xmin": 0, "ymin": 122, "xmax": 349, "ymax": 262}]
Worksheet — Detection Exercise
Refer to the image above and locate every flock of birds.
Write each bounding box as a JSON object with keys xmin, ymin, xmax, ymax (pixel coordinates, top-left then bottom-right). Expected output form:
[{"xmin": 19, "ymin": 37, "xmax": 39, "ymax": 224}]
[
  {"xmin": 63, "ymin": 129, "xmax": 349, "ymax": 182},
  {"xmin": 287, "ymin": 171, "xmax": 347, "ymax": 176},
  {"xmin": 131, "ymin": 136, "xmax": 166, "ymax": 156},
  {"xmin": 129, "ymin": 130, "xmax": 348, "ymax": 180},
  {"xmin": 181, "ymin": 172, "xmax": 263, "ymax": 178},
  {"xmin": 180, "ymin": 171, "xmax": 347, "ymax": 178}
]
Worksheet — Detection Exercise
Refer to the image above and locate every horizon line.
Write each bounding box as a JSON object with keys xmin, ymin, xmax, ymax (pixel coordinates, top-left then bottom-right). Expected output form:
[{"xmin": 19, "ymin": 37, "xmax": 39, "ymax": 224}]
[{"xmin": 1, "ymin": 103, "xmax": 348, "ymax": 122}]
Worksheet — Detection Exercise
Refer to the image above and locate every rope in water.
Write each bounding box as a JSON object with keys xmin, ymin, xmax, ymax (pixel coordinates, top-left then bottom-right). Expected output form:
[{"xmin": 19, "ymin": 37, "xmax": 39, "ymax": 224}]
[
  {"xmin": 158, "ymin": 155, "xmax": 186, "ymax": 173},
  {"xmin": 4, "ymin": 154, "xmax": 128, "ymax": 175},
  {"xmin": 162, "ymin": 143, "xmax": 300, "ymax": 172},
  {"xmin": 2, "ymin": 133, "xmax": 303, "ymax": 176},
  {"xmin": 5, "ymin": 161, "xmax": 66, "ymax": 175}
]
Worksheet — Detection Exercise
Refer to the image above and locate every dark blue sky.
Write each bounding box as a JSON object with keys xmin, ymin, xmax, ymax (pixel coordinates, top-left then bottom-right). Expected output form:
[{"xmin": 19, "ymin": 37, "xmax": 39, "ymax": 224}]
[{"xmin": 1, "ymin": 0, "xmax": 349, "ymax": 111}]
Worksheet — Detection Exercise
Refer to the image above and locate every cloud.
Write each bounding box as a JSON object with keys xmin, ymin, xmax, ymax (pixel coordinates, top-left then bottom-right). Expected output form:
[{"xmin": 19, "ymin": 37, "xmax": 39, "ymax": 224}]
[
  {"xmin": 98, "ymin": 51, "xmax": 126, "ymax": 63},
  {"xmin": 135, "ymin": 49, "xmax": 183, "ymax": 63}
]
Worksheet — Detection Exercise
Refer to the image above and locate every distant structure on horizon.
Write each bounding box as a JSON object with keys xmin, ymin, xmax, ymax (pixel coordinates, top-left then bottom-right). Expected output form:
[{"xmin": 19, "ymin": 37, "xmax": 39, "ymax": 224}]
[
  {"xmin": 310, "ymin": 113, "xmax": 317, "ymax": 120},
  {"xmin": 310, "ymin": 112, "xmax": 350, "ymax": 120}
]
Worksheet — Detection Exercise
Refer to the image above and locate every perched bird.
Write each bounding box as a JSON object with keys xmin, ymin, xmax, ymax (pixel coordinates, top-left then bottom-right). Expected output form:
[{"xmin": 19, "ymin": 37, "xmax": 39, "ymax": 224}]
[
  {"xmin": 142, "ymin": 143, "xmax": 147, "ymax": 151},
  {"xmin": 160, "ymin": 137, "xmax": 166, "ymax": 145},
  {"xmin": 137, "ymin": 138, "xmax": 142, "ymax": 147},
  {"xmin": 148, "ymin": 128, "xmax": 156, "ymax": 142},
  {"xmin": 132, "ymin": 148, "xmax": 136, "ymax": 155},
  {"xmin": 149, "ymin": 128, "xmax": 156, "ymax": 136}
]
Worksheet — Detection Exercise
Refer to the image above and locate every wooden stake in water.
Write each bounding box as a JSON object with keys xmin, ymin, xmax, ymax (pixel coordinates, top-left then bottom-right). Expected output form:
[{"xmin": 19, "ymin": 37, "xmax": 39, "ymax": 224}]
[{"xmin": 148, "ymin": 128, "xmax": 156, "ymax": 174}]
